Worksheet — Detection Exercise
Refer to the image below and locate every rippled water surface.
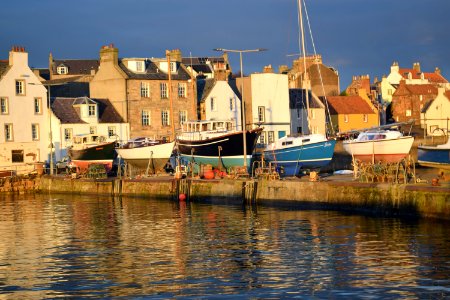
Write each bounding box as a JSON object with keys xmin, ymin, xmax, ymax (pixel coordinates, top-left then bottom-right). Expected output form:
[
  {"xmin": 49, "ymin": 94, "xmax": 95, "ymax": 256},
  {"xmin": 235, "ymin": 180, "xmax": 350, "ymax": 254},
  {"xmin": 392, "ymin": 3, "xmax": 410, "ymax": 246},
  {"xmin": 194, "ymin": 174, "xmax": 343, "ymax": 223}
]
[{"xmin": 0, "ymin": 194, "xmax": 449, "ymax": 299}]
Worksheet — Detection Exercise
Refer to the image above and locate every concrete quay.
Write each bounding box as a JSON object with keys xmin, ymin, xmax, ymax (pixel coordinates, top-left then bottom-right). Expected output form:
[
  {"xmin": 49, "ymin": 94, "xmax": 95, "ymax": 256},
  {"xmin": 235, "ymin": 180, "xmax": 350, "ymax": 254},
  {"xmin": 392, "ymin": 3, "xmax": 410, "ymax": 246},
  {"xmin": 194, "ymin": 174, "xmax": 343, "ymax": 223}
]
[{"xmin": 38, "ymin": 170, "xmax": 450, "ymax": 221}]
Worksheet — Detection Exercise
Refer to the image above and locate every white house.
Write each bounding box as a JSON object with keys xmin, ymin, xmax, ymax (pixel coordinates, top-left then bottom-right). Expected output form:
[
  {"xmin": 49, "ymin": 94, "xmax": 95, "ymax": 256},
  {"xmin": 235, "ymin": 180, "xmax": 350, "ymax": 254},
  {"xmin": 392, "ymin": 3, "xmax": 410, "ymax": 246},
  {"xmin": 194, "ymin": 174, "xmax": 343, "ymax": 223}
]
[
  {"xmin": 197, "ymin": 79, "xmax": 241, "ymax": 130},
  {"xmin": 51, "ymin": 96, "xmax": 129, "ymax": 160},
  {"xmin": 248, "ymin": 73, "xmax": 291, "ymax": 145},
  {"xmin": 421, "ymin": 87, "xmax": 450, "ymax": 136},
  {"xmin": 380, "ymin": 62, "xmax": 448, "ymax": 104},
  {"xmin": 0, "ymin": 47, "xmax": 49, "ymax": 174}
]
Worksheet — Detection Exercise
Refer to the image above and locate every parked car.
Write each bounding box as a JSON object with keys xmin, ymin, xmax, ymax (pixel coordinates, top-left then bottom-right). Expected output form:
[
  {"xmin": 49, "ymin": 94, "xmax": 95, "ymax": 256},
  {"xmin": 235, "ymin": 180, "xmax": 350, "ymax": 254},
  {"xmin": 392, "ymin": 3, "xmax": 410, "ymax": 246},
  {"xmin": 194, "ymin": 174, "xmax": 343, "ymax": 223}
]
[{"xmin": 56, "ymin": 156, "xmax": 76, "ymax": 174}]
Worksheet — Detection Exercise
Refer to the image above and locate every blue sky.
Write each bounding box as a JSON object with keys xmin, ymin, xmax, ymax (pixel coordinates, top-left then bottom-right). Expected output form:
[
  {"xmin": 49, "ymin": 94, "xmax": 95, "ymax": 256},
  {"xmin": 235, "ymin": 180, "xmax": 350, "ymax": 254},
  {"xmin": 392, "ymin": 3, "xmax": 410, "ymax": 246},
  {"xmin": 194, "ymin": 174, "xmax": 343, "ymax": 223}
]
[{"xmin": 1, "ymin": 0, "xmax": 449, "ymax": 89}]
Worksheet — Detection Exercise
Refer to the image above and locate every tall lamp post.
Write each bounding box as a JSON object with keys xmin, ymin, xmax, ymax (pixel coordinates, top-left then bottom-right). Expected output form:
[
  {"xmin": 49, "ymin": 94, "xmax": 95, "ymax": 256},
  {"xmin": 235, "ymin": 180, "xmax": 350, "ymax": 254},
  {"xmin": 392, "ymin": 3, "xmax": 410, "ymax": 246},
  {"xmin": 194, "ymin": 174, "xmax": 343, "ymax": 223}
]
[
  {"xmin": 29, "ymin": 81, "xmax": 61, "ymax": 175},
  {"xmin": 213, "ymin": 48, "xmax": 266, "ymax": 170}
]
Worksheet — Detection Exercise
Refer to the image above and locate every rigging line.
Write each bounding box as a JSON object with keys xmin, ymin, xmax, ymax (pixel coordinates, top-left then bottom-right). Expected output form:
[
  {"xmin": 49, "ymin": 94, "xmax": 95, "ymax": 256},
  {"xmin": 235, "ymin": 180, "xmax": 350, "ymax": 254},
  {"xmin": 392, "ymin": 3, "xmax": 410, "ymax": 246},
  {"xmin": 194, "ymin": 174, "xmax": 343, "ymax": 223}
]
[{"xmin": 303, "ymin": 0, "xmax": 335, "ymax": 136}]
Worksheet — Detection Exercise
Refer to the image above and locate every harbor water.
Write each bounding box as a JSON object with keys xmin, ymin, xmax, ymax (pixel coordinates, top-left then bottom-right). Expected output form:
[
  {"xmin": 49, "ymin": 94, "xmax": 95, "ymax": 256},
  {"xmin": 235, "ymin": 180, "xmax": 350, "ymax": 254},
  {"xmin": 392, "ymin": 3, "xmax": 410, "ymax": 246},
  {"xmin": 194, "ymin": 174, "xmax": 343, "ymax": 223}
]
[{"xmin": 0, "ymin": 194, "xmax": 449, "ymax": 299}]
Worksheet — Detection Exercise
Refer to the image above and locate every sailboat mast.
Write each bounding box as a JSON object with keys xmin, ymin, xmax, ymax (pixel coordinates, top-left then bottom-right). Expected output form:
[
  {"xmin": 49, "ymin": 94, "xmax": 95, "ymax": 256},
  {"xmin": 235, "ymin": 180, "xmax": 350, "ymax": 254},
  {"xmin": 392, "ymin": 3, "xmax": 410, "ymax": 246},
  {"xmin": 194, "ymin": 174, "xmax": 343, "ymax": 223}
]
[
  {"xmin": 298, "ymin": 0, "xmax": 311, "ymax": 133},
  {"xmin": 166, "ymin": 50, "xmax": 175, "ymax": 141}
]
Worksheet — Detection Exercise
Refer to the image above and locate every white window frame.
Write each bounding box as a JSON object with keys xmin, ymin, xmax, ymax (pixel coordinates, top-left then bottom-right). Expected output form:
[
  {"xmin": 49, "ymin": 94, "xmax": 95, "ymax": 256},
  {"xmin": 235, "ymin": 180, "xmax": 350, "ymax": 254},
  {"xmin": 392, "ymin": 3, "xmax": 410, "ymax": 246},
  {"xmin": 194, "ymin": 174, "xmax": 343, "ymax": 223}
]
[
  {"xmin": 160, "ymin": 83, "xmax": 168, "ymax": 99},
  {"xmin": 406, "ymin": 110, "xmax": 412, "ymax": 117},
  {"xmin": 344, "ymin": 114, "xmax": 349, "ymax": 123},
  {"xmin": 141, "ymin": 82, "xmax": 150, "ymax": 98},
  {"xmin": 179, "ymin": 110, "xmax": 187, "ymax": 124},
  {"xmin": 311, "ymin": 109, "xmax": 316, "ymax": 120},
  {"xmin": 34, "ymin": 97, "xmax": 42, "ymax": 114},
  {"xmin": 31, "ymin": 124, "xmax": 39, "ymax": 141},
  {"xmin": 178, "ymin": 83, "xmax": 186, "ymax": 98},
  {"xmin": 64, "ymin": 128, "xmax": 73, "ymax": 141},
  {"xmin": 0, "ymin": 97, "xmax": 9, "ymax": 114},
  {"xmin": 136, "ymin": 61, "xmax": 144, "ymax": 72},
  {"xmin": 258, "ymin": 106, "xmax": 265, "ymax": 122},
  {"xmin": 57, "ymin": 65, "xmax": 68, "ymax": 74},
  {"xmin": 162, "ymin": 110, "xmax": 170, "ymax": 126},
  {"xmin": 170, "ymin": 62, "xmax": 177, "ymax": 73},
  {"xmin": 108, "ymin": 126, "xmax": 116, "ymax": 138},
  {"xmin": 89, "ymin": 126, "xmax": 97, "ymax": 134},
  {"xmin": 142, "ymin": 110, "xmax": 151, "ymax": 126},
  {"xmin": 87, "ymin": 104, "xmax": 96, "ymax": 117},
  {"xmin": 363, "ymin": 114, "xmax": 368, "ymax": 122},
  {"xmin": 259, "ymin": 131, "xmax": 266, "ymax": 144},
  {"xmin": 229, "ymin": 98, "xmax": 235, "ymax": 111},
  {"xmin": 16, "ymin": 80, "xmax": 25, "ymax": 95},
  {"xmin": 268, "ymin": 131, "xmax": 275, "ymax": 144},
  {"xmin": 4, "ymin": 124, "xmax": 13, "ymax": 141}
]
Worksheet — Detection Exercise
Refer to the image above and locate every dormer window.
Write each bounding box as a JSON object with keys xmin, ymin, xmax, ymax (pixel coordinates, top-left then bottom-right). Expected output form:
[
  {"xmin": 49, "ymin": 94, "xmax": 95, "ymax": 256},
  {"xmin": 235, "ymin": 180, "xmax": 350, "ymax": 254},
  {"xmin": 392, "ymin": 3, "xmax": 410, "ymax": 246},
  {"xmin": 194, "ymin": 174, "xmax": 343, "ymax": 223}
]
[
  {"xmin": 88, "ymin": 104, "xmax": 96, "ymax": 116},
  {"xmin": 57, "ymin": 65, "xmax": 68, "ymax": 75},
  {"xmin": 170, "ymin": 62, "xmax": 177, "ymax": 73},
  {"xmin": 136, "ymin": 61, "xmax": 144, "ymax": 72}
]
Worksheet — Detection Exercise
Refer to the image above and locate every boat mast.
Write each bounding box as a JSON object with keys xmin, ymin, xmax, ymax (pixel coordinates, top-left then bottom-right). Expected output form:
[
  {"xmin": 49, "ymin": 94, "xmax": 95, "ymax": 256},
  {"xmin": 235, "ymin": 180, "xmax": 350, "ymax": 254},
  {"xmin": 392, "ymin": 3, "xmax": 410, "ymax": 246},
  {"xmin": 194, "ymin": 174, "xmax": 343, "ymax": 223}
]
[
  {"xmin": 166, "ymin": 50, "xmax": 175, "ymax": 141},
  {"xmin": 298, "ymin": 0, "xmax": 311, "ymax": 134}
]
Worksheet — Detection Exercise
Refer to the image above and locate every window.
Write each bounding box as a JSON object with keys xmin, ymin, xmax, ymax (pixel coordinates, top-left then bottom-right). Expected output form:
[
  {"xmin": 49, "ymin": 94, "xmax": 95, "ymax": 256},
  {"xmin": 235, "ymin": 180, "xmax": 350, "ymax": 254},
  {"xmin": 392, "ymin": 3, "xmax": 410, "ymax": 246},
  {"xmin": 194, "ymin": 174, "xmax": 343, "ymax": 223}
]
[
  {"xmin": 161, "ymin": 110, "xmax": 170, "ymax": 126},
  {"xmin": 108, "ymin": 126, "xmax": 116, "ymax": 138},
  {"xmin": 406, "ymin": 110, "xmax": 412, "ymax": 117},
  {"xmin": 16, "ymin": 80, "xmax": 25, "ymax": 95},
  {"xmin": 4, "ymin": 124, "xmax": 13, "ymax": 141},
  {"xmin": 311, "ymin": 109, "xmax": 316, "ymax": 120},
  {"xmin": 89, "ymin": 126, "xmax": 97, "ymax": 134},
  {"xmin": 388, "ymin": 89, "xmax": 393, "ymax": 95},
  {"xmin": 0, "ymin": 97, "xmax": 8, "ymax": 114},
  {"xmin": 142, "ymin": 110, "xmax": 151, "ymax": 126},
  {"xmin": 57, "ymin": 66, "xmax": 68, "ymax": 74},
  {"xmin": 278, "ymin": 131, "xmax": 286, "ymax": 139},
  {"xmin": 64, "ymin": 128, "xmax": 73, "ymax": 141},
  {"xmin": 312, "ymin": 126, "xmax": 319, "ymax": 134},
  {"xmin": 88, "ymin": 104, "xmax": 96, "ymax": 116},
  {"xmin": 297, "ymin": 127, "xmax": 302, "ymax": 134},
  {"xmin": 258, "ymin": 106, "xmax": 265, "ymax": 122},
  {"xmin": 297, "ymin": 108, "xmax": 301, "ymax": 119},
  {"xmin": 268, "ymin": 131, "xmax": 275, "ymax": 144},
  {"xmin": 136, "ymin": 61, "xmax": 144, "ymax": 72},
  {"xmin": 210, "ymin": 97, "xmax": 216, "ymax": 111},
  {"xmin": 363, "ymin": 114, "xmax": 368, "ymax": 122},
  {"xmin": 344, "ymin": 114, "xmax": 349, "ymax": 123},
  {"xmin": 170, "ymin": 62, "xmax": 176, "ymax": 73},
  {"xmin": 178, "ymin": 83, "xmax": 187, "ymax": 98},
  {"xmin": 179, "ymin": 110, "xmax": 187, "ymax": 124},
  {"xmin": 160, "ymin": 83, "xmax": 168, "ymax": 99},
  {"xmin": 229, "ymin": 98, "xmax": 235, "ymax": 111},
  {"xmin": 34, "ymin": 98, "xmax": 42, "ymax": 114},
  {"xmin": 11, "ymin": 150, "xmax": 24, "ymax": 163},
  {"xmin": 31, "ymin": 124, "xmax": 39, "ymax": 140},
  {"xmin": 141, "ymin": 82, "xmax": 150, "ymax": 97},
  {"xmin": 259, "ymin": 131, "xmax": 266, "ymax": 144}
]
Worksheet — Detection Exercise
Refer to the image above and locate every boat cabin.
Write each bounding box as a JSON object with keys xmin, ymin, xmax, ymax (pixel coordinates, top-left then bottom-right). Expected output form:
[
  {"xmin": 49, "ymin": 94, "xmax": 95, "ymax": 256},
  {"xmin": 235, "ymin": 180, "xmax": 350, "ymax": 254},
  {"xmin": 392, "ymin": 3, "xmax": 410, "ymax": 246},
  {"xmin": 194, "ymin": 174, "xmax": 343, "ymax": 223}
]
[
  {"xmin": 71, "ymin": 134, "xmax": 108, "ymax": 149},
  {"xmin": 356, "ymin": 130, "xmax": 403, "ymax": 142},
  {"xmin": 181, "ymin": 120, "xmax": 234, "ymax": 133}
]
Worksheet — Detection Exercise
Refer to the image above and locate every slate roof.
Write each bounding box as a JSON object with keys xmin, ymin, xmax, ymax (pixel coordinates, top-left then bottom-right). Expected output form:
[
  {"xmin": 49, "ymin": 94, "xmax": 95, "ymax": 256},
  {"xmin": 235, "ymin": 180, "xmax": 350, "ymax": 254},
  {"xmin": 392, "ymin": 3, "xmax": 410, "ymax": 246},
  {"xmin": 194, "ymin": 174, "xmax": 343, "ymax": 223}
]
[
  {"xmin": 326, "ymin": 96, "xmax": 375, "ymax": 114},
  {"xmin": 289, "ymin": 89, "xmax": 323, "ymax": 109},
  {"xmin": 197, "ymin": 79, "xmax": 216, "ymax": 103},
  {"xmin": 52, "ymin": 59, "xmax": 99, "ymax": 75},
  {"xmin": 0, "ymin": 60, "xmax": 10, "ymax": 77},
  {"xmin": 118, "ymin": 59, "xmax": 191, "ymax": 80},
  {"xmin": 182, "ymin": 57, "xmax": 225, "ymax": 66},
  {"xmin": 52, "ymin": 97, "xmax": 124, "ymax": 124}
]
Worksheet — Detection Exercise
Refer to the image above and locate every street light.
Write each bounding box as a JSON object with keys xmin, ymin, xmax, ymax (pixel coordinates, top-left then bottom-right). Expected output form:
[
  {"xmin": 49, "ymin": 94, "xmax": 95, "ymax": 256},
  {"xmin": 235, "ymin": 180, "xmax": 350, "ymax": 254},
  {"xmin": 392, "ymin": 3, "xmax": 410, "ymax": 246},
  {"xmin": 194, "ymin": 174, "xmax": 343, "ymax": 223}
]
[
  {"xmin": 213, "ymin": 48, "xmax": 267, "ymax": 170},
  {"xmin": 29, "ymin": 81, "xmax": 62, "ymax": 175}
]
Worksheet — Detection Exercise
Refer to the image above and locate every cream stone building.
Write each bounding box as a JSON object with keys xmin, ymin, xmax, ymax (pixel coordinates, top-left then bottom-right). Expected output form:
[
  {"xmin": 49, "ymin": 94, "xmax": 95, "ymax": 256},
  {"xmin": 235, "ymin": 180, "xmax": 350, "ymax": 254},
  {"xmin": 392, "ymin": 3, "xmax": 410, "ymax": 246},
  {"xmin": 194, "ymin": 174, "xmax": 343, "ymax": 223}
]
[{"xmin": 0, "ymin": 47, "xmax": 49, "ymax": 173}]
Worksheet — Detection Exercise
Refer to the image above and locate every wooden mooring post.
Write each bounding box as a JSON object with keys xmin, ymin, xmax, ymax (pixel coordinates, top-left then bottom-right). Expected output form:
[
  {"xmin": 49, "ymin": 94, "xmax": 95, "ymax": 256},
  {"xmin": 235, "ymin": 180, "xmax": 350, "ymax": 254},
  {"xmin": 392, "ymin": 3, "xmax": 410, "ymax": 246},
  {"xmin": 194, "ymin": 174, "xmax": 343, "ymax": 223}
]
[
  {"xmin": 175, "ymin": 178, "xmax": 191, "ymax": 201},
  {"xmin": 243, "ymin": 180, "xmax": 258, "ymax": 204}
]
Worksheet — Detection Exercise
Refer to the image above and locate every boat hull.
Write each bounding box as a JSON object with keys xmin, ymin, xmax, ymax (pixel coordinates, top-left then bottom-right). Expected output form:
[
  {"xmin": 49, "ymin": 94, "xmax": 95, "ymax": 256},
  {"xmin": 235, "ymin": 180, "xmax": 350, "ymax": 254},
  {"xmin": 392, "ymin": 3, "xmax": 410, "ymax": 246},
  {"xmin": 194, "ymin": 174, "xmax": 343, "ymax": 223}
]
[
  {"xmin": 343, "ymin": 136, "xmax": 414, "ymax": 163},
  {"xmin": 116, "ymin": 141, "xmax": 175, "ymax": 174},
  {"xmin": 68, "ymin": 141, "xmax": 116, "ymax": 172},
  {"xmin": 263, "ymin": 139, "xmax": 336, "ymax": 176},
  {"xmin": 418, "ymin": 145, "xmax": 450, "ymax": 170},
  {"xmin": 177, "ymin": 129, "xmax": 262, "ymax": 169}
]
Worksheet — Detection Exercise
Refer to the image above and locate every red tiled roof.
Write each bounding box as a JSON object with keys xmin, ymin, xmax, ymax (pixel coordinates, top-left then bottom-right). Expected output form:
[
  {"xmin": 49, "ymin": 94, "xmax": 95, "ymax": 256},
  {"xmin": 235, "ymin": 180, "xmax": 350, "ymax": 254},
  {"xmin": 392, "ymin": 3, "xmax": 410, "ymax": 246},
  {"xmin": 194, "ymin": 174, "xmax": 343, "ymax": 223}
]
[
  {"xmin": 405, "ymin": 84, "xmax": 437, "ymax": 95},
  {"xmin": 445, "ymin": 91, "xmax": 450, "ymax": 100},
  {"xmin": 326, "ymin": 96, "xmax": 374, "ymax": 114},
  {"xmin": 399, "ymin": 68, "xmax": 448, "ymax": 83}
]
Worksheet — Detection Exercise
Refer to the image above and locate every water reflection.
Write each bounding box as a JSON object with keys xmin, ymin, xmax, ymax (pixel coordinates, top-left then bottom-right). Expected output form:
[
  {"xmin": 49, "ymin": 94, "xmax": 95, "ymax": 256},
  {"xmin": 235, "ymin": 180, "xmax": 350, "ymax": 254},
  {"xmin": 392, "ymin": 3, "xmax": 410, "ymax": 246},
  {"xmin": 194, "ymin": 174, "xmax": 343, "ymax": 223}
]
[{"xmin": 0, "ymin": 194, "xmax": 448, "ymax": 298}]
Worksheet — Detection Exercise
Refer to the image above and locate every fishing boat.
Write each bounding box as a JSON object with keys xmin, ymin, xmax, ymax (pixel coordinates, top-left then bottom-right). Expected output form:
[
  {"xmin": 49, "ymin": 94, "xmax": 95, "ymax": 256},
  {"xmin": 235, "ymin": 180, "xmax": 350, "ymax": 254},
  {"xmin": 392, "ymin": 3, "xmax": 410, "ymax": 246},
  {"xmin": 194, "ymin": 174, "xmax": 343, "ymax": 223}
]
[
  {"xmin": 115, "ymin": 138, "xmax": 175, "ymax": 174},
  {"xmin": 261, "ymin": 0, "xmax": 336, "ymax": 176},
  {"xmin": 67, "ymin": 134, "xmax": 117, "ymax": 172},
  {"xmin": 176, "ymin": 120, "xmax": 262, "ymax": 169},
  {"xmin": 343, "ymin": 130, "xmax": 414, "ymax": 163},
  {"xmin": 418, "ymin": 137, "xmax": 450, "ymax": 169}
]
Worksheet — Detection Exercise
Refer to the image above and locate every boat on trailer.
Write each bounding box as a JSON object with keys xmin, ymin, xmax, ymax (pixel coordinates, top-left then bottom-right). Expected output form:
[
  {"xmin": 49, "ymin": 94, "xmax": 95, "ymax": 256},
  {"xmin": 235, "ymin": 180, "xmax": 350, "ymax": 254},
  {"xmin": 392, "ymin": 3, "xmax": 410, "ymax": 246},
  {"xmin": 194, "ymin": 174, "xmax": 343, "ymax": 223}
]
[
  {"xmin": 115, "ymin": 138, "xmax": 175, "ymax": 174},
  {"xmin": 176, "ymin": 120, "xmax": 262, "ymax": 170}
]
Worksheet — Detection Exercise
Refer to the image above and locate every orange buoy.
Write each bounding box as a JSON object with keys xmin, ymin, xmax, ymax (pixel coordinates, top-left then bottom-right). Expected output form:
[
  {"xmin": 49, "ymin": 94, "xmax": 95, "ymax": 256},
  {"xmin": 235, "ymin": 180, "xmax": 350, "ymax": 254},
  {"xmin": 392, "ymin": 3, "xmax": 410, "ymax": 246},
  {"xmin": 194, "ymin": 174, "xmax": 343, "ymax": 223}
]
[
  {"xmin": 203, "ymin": 170, "xmax": 215, "ymax": 179},
  {"xmin": 179, "ymin": 193, "xmax": 186, "ymax": 201}
]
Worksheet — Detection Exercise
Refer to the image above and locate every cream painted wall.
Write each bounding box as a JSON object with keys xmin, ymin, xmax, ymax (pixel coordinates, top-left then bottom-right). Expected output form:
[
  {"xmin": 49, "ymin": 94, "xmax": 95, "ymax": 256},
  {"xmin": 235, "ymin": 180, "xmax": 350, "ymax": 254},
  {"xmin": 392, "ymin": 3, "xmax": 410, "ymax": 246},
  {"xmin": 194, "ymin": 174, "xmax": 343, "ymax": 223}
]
[
  {"xmin": 204, "ymin": 81, "xmax": 241, "ymax": 130},
  {"xmin": 422, "ymin": 88, "xmax": 450, "ymax": 135},
  {"xmin": 250, "ymin": 73, "xmax": 290, "ymax": 143},
  {"xmin": 0, "ymin": 50, "xmax": 49, "ymax": 168}
]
